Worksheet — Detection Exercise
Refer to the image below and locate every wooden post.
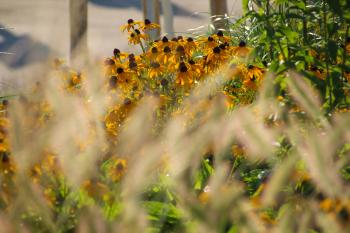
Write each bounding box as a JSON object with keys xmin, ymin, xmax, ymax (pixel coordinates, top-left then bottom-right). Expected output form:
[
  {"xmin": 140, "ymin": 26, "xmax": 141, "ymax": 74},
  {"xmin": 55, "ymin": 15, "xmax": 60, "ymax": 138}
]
[
  {"xmin": 142, "ymin": 0, "xmax": 161, "ymax": 40},
  {"xmin": 160, "ymin": 0, "xmax": 174, "ymax": 37},
  {"xmin": 69, "ymin": 0, "xmax": 88, "ymax": 65},
  {"xmin": 210, "ymin": 0, "xmax": 228, "ymax": 31}
]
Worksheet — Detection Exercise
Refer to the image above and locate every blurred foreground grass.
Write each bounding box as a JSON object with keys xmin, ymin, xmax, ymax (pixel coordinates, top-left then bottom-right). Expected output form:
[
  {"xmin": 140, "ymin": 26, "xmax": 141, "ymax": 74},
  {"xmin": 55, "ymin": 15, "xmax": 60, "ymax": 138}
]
[{"xmin": 1, "ymin": 1, "xmax": 350, "ymax": 232}]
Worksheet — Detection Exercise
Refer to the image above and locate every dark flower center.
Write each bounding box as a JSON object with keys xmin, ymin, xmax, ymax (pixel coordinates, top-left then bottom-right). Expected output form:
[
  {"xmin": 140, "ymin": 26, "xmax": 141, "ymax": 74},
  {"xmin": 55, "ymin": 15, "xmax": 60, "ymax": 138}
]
[
  {"xmin": 176, "ymin": 46, "xmax": 185, "ymax": 53},
  {"xmin": 2, "ymin": 99, "xmax": 9, "ymax": 107},
  {"xmin": 208, "ymin": 36, "xmax": 214, "ymax": 42},
  {"xmin": 213, "ymin": 46, "xmax": 221, "ymax": 54},
  {"xmin": 124, "ymin": 98, "xmax": 132, "ymax": 106},
  {"xmin": 109, "ymin": 76, "xmax": 118, "ymax": 87},
  {"xmin": 217, "ymin": 30, "xmax": 224, "ymax": 37},
  {"xmin": 127, "ymin": 19, "xmax": 134, "ymax": 24},
  {"xmin": 161, "ymin": 79, "xmax": 169, "ymax": 86},
  {"xmin": 162, "ymin": 36, "xmax": 169, "ymax": 43},
  {"xmin": 113, "ymin": 48, "xmax": 121, "ymax": 57},
  {"xmin": 163, "ymin": 46, "xmax": 171, "ymax": 53},
  {"xmin": 179, "ymin": 63, "xmax": 188, "ymax": 72},
  {"xmin": 239, "ymin": 40, "xmax": 246, "ymax": 47},
  {"xmin": 117, "ymin": 67, "xmax": 124, "ymax": 74},
  {"xmin": 105, "ymin": 58, "xmax": 115, "ymax": 66},
  {"xmin": 187, "ymin": 37, "xmax": 194, "ymax": 42},
  {"xmin": 129, "ymin": 61, "xmax": 137, "ymax": 69},
  {"xmin": 151, "ymin": 47, "xmax": 158, "ymax": 54},
  {"xmin": 116, "ymin": 162, "xmax": 125, "ymax": 171},
  {"xmin": 134, "ymin": 29, "xmax": 141, "ymax": 35},
  {"xmin": 144, "ymin": 19, "xmax": 151, "ymax": 25},
  {"xmin": 151, "ymin": 62, "xmax": 161, "ymax": 68},
  {"xmin": 1, "ymin": 152, "xmax": 9, "ymax": 163}
]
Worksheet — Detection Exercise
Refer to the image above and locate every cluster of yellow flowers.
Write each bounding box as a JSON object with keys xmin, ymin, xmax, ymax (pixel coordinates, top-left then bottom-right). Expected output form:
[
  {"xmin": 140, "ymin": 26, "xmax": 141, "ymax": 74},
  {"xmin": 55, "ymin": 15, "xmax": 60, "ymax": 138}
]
[{"xmin": 0, "ymin": 19, "xmax": 266, "ymax": 213}]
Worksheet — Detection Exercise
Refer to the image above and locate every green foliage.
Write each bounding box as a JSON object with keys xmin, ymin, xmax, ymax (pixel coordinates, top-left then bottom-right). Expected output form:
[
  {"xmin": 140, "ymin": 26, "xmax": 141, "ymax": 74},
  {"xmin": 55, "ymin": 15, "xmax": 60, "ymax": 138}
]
[{"xmin": 237, "ymin": 0, "xmax": 350, "ymax": 111}]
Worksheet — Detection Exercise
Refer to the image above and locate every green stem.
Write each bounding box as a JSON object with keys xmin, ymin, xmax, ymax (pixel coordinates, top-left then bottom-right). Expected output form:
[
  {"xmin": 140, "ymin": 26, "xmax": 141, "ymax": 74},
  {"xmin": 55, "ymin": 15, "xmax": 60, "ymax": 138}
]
[
  {"xmin": 323, "ymin": 0, "xmax": 332, "ymax": 110},
  {"xmin": 139, "ymin": 41, "xmax": 146, "ymax": 53},
  {"xmin": 341, "ymin": 26, "xmax": 349, "ymax": 84},
  {"xmin": 302, "ymin": 0, "xmax": 308, "ymax": 45}
]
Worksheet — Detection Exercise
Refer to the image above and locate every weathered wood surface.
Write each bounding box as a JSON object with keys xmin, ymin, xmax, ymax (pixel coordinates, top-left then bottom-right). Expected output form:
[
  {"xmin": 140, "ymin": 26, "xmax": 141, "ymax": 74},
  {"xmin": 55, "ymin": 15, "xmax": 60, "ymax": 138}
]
[
  {"xmin": 69, "ymin": 0, "xmax": 88, "ymax": 64},
  {"xmin": 210, "ymin": 0, "xmax": 228, "ymax": 31},
  {"xmin": 142, "ymin": 0, "xmax": 161, "ymax": 39}
]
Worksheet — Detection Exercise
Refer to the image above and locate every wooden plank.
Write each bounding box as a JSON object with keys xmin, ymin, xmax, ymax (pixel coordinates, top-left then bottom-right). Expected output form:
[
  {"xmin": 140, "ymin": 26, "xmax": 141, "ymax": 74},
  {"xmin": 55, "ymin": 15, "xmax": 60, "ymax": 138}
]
[
  {"xmin": 160, "ymin": 0, "xmax": 174, "ymax": 37},
  {"xmin": 142, "ymin": 0, "xmax": 161, "ymax": 40},
  {"xmin": 69, "ymin": 0, "xmax": 88, "ymax": 65},
  {"xmin": 210, "ymin": 0, "xmax": 228, "ymax": 31}
]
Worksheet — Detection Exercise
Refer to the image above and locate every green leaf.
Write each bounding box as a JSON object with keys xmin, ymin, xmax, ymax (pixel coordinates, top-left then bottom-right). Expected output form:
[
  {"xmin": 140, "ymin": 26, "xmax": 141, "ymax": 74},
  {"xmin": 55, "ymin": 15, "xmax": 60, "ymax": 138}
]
[{"xmin": 242, "ymin": 0, "xmax": 249, "ymax": 14}]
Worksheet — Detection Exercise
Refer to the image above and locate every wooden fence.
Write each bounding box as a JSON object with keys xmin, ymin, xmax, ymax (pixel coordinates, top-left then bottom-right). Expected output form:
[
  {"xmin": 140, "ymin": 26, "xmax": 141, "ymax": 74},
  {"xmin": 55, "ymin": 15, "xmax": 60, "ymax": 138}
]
[{"xmin": 69, "ymin": 0, "xmax": 228, "ymax": 60}]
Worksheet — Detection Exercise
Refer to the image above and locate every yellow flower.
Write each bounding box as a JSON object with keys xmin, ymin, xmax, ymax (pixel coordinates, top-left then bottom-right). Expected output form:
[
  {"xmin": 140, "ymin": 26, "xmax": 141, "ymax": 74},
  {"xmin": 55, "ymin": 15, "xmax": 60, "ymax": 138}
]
[
  {"xmin": 108, "ymin": 158, "xmax": 127, "ymax": 182},
  {"xmin": 182, "ymin": 37, "xmax": 198, "ymax": 56},
  {"xmin": 104, "ymin": 99, "xmax": 134, "ymax": 137},
  {"xmin": 232, "ymin": 40, "xmax": 251, "ymax": 57},
  {"xmin": 83, "ymin": 179, "xmax": 109, "ymax": 200},
  {"xmin": 114, "ymin": 66, "xmax": 133, "ymax": 87},
  {"xmin": 175, "ymin": 62, "xmax": 194, "ymax": 87},
  {"xmin": 148, "ymin": 61, "xmax": 164, "ymax": 79},
  {"xmin": 140, "ymin": 19, "xmax": 160, "ymax": 31},
  {"xmin": 188, "ymin": 59, "xmax": 202, "ymax": 79},
  {"xmin": 154, "ymin": 36, "xmax": 175, "ymax": 51},
  {"xmin": 113, "ymin": 48, "xmax": 128, "ymax": 61},
  {"xmin": 231, "ymin": 144, "xmax": 245, "ymax": 157},
  {"xmin": 158, "ymin": 45, "xmax": 174, "ymax": 65},
  {"xmin": 66, "ymin": 71, "xmax": 83, "ymax": 91},
  {"xmin": 310, "ymin": 66, "xmax": 325, "ymax": 80},
  {"xmin": 145, "ymin": 46, "xmax": 160, "ymax": 61},
  {"xmin": 213, "ymin": 30, "xmax": 231, "ymax": 44},
  {"xmin": 120, "ymin": 18, "xmax": 141, "ymax": 32},
  {"xmin": 128, "ymin": 29, "xmax": 148, "ymax": 45},
  {"xmin": 246, "ymin": 65, "xmax": 264, "ymax": 82},
  {"xmin": 205, "ymin": 46, "xmax": 228, "ymax": 72},
  {"xmin": 127, "ymin": 60, "xmax": 144, "ymax": 76},
  {"xmin": 200, "ymin": 36, "xmax": 218, "ymax": 52}
]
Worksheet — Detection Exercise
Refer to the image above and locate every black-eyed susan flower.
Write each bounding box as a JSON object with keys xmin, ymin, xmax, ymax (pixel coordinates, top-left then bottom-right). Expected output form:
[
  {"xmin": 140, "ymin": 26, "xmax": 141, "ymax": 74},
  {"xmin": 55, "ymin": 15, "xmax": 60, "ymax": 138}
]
[
  {"xmin": 145, "ymin": 46, "xmax": 160, "ymax": 61},
  {"xmin": 158, "ymin": 46, "xmax": 174, "ymax": 65},
  {"xmin": 113, "ymin": 48, "xmax": 128, "ymax": 61},
  {"xmin": 154, "ymin": 36, "xmax": 174, "ymax": 51},
  {"xmin": 128, "ymin": 29, "xmax": 148, "ymax": 45},
  {"xmin": 66, "ymin": 71, "xmax": 83, "ymax": 91},
  {"xmin": 183, "ymin": 37, "xmax": 198, "ymax": 56},
  {"xmin": 200, "ymin": 36, "xmax": 218, "ymax": 52},
  {"xmin": 127, "ymin": 60, "xmax": 144, "ymax": 76},
  {"xmin": 246, "ymin": 65, "xmax": 264, "ymax": 82},
  {"xmin": 205, "ymin": 46, "xmax": 228, "ymax": 72},
  {"xmin": 82, "ymin": 179, "xmax": 109, "ymax": 200},
  {"xmin": 188, "ymin": 59, "xmax": 202, "ymax": 80},
  {"xmin": 121, "ymin": 18, "xmax": 141, "ymax": 32},
  {"xmin": 310, "ymin": 66, "xmax": 325, "ymax": 80},
  {"xmin": 174, "ymin": 45, "xmax": 189, "ymax": 62},
  {"xmin": 175, "ymin": 62, "xmax": 194, "ymax": 87},
  {"xmin": 148, "ymin": 61, "xmax": 164, "ymax": 79},
  {"xmin": 232, "ymin": 40, "xmax": 250, "ymax": 57},
  {"xmin": 140, "ymin": 19, "xmax": 160, "ymax": 31},
  {"xmin": 213, "ymin": 30, "xmax": 231, "ymax": 44},
  {"xmin": 108, "ymin": 158, "xmax": 127, "ymax": 182}
]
